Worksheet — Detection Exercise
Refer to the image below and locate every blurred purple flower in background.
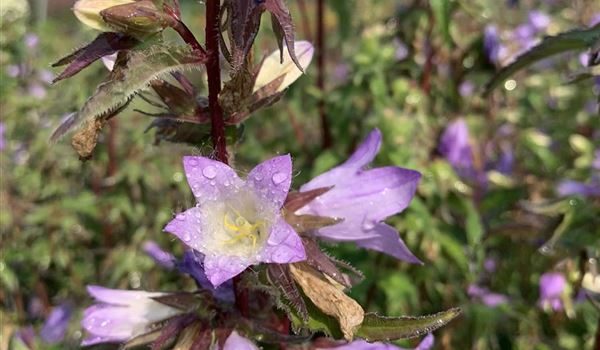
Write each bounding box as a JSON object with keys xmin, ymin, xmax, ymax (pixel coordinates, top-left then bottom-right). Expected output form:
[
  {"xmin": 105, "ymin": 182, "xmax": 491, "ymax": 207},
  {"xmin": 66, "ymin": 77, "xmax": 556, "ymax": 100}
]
[
  {"xmin": 528, "ymin": 11, "xmax": 550, "ymax": 32},
  {"xmin": 40, "ymin": 302, "xmax": 73, "ymax": 344},
  {"xmin": 82, "ymin": 286, "xmax": 183, "ymax": 345},
  {"xmin": 468, "ymin": 284, "xmax": 509, "ymax": 307},
  {"xmin": 556, "ymin": 180, "xmax": 600, "ymax": 198},
  {"xmin": 459, "ymin": 81, "xmax": 475, "ymax": 97},
  {"xmin": 6, "ymin": 65, "xmax": 20, "ymax": 78},
  {"xmin": 142, "ymin": 240, "xmax": 175, "ymax": 269},
  {"xmin": 13, "ymin": 326, "xmax": 35, "ymax": 349},
  {"xmin": 28, "ymin": 83, "xmax": 46, "ymax": 99},
  {"xmin": 393, "ymin": 38, "xmax": 409, "ymax": 61},
  {"xmin": 538, "ymin": 272, "xmax": 566, "ymax": 311},
  {"xmin": 165, "ymin": 155, "xmax": 306, "ymax": 287},
  {"xmin": 323, "ymin": 334, "xmax": 434, "ymax": 350},
  {"xmin": 24, "ymin": 33, "xmax": 39, "ymax": 49},
  {"xmin": 0, "ymin": 122, "xmax": 6, "ymax": 150},
  {"xmin": 298, "ymin": 129, "xmax": 422, "ymax": 263},
  {"xmin": 439, "ymin": 119, "xmax": 475, "ymax": 178},
  {"xmin": 223, "ymin": 331, "xmax": 259, "ymax": 350},
  {"xmin": 483, "ymin": 25, "xmax": 503, "ymax": 64}
]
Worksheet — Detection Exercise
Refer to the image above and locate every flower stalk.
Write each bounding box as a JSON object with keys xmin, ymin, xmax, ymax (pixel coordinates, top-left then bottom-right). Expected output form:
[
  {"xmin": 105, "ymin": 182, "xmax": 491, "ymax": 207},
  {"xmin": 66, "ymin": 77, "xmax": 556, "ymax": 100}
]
[{"xmin": 205, "ymin": 0, "xmax": 228, "ymax": 164}]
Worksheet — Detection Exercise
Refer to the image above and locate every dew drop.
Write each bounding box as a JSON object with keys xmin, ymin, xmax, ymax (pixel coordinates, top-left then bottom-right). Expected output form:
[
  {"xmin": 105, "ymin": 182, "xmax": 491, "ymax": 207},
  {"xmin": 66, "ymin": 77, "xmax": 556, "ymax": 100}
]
[
  {"xmin": 188, "ymin": 158, "xmax": 198, "ymax": 167},
  {"xmin": 202, "ymin": 165, "xmax": 217, "ymax": 179},
  {"xmin": 271, "ymin": 172, "xmax": 287, "ymax": 185},
  {"xmin": 361, "ymin": 217, "xmax": 376, "ymax": 230},
  {"xmin": 176, "ymin": 213, "xmax": 186, "ymax": 220},
  {"xmin": 183, "ymin": 233, "xmax": 191, "ymax": 241}
]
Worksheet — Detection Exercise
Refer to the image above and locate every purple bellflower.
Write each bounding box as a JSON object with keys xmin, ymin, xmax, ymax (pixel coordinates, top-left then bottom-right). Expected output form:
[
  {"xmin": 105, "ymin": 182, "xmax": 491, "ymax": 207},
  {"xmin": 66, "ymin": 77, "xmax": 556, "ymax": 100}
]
[
  {"xmin": 322, "ymin": 334, "xmax": 434, "ymax": 350},
  {"xmin": 298, "ymin": 129, "xmax": 422, "ymax": 263},
  {"xmin": 439, "ymin": 119, "xmax": 475, "ymax": 179},
  {"xmin": 40, "ymin": 302, "xmax": 73, "ymax": 344},
  {"xmin": 223, "ymin": 330, "xmax": 259, "ymax": 350},
  {"xmin": 556, "ymin": 179, "xmax": 600, "ymax": 198},
  {"xmin": 538, "ymin": 272, "xmax": 566, "ymax": 311},
  {"xmin": 483, "ymin": 25, "xmax": 504, "ymax": 64},
  {"xmin": 142, "ymin": 240, "xmax": 175, "ymax": 269},
  {"xmin": 468, "ymin": 284, "xmax": 509, "ymax": 307},
  {"xmin": 0, "ymin": 122, "xmax": 6, "ymax": 150},
  {"xmin": 82, "ymin": 286, "xmax": 184, "ymax": 346},
  {"xmin": 164, "ymin": 155, "xmax": 306, "ymax": 287}
]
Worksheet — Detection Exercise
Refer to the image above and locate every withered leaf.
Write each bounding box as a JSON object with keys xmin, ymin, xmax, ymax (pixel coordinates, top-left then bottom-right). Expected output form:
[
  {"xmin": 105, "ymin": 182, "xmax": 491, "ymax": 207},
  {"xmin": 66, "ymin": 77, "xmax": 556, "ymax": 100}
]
[
  {"xmin": 70, "ymin": 117, "xmax": 106, "ymax": 159},
  {"xmin": 151, "ymin": 314, "xmax": 197, "ymax": 350},
  {"xmin": 285, "ymin": 214, "xmax": 342, "ymax": 233},
  {"xmin": 284, "ymin": 187, "xmax": 333, "ymax": 212},
  {"xmin": 150, "ymin": 80, "xmax": 196, "ymax": 116},
  {"xmin": 266, "ymin": 264, "xmax": 308, "ymax": 322},
  {"xmin": 289, "ymin": 262, "xmax": 364, "ymax": 341},
  {"xmin": 52, "ymin": 32, "xmax": 139, "ymax": 83},
  {"xmin": 171, "ymin": 322, "xmax": 205, "ymax": 350}
]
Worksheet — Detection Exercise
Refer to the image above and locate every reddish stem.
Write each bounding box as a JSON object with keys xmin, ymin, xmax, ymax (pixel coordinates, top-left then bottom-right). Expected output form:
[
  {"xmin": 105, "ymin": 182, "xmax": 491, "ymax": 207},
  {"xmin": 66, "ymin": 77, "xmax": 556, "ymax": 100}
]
[
  {"xmin": 296, "ymin": 0, "xmax": 313, "ymax": 41},
  {"xmin": 205, "ymin": 0, "xmax": 228, "ymax": 164},
  {"xmin": 316, "ymin": 0, "xmax": 332, "ymax": 149},
  {"xmin": 172, "ymin": 18, "xmax": 207, "ymax": 58}
]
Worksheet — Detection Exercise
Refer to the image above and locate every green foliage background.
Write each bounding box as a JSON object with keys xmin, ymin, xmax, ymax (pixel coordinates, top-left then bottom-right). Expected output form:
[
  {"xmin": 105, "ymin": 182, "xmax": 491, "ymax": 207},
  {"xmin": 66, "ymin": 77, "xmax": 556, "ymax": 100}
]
[{"xmin": 1, "ymin": 0, "xmax": 599, "ymax": 349}]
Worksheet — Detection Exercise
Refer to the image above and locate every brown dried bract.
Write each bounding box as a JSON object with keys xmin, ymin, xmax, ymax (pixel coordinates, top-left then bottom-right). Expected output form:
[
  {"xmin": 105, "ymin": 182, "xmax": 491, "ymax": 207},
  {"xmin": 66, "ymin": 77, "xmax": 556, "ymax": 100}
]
[
  {"xmin": 71, "ymin": 117, "xmax": 106, "ymax": 159},
  {"xmin": 289, "ymin": 262, "xmax": 364, "ymax": 341}
]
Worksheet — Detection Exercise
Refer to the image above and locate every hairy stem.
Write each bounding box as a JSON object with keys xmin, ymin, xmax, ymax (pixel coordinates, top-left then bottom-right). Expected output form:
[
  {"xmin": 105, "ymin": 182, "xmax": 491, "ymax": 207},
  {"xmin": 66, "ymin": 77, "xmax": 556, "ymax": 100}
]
[
  {"xmin": 205, "ymin": 0, "xmax": 228, "ymax": 164},
  {"xmin": 316, "ymin": 0, "xmax": 332, "ymax": 149},
  {"xmin": 172, "ymin": 20, "xmax": 207, "ymax": 57}
]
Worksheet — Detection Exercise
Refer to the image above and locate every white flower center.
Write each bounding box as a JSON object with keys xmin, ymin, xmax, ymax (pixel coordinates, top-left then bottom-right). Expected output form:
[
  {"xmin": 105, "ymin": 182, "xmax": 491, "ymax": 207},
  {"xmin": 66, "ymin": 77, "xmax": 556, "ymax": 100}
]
[{"xmin": 201, "ymin": 187, "xmax": 276, "ymax": 259}]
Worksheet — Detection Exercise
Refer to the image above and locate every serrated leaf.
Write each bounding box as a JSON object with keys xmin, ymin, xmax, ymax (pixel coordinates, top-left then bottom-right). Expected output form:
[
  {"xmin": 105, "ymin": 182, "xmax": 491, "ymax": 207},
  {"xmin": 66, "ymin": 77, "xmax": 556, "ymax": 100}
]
[
  {"xmin": 52, "ymin": 32, "xmax": 139, "ymax": 83},
  {"xmin": 356, "ymin": 308, "xmax": 461, "ymax": 341},
  {"xmin": 51, "ymin": 44, "xmax": 205, "ymax": 142},
  {"xmin": 484, "ymin": 24, "xmax": 600, "ymax": 95},
  {"xmin": 266, "ymin": 264, "xmax": 308, "ymax": 322}
]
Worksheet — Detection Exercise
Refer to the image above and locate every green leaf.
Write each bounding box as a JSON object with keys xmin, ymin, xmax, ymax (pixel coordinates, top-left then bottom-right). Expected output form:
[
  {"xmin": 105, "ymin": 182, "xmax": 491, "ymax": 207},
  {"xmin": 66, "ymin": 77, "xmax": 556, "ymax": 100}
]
[
  {"xmin": 51, "ymin": 44, "xmax": 205, "ymax": 141},
  {"xmin": 289, "ymin": 291, "xmax": 344, "ymax": 339},
  {"xmin": 462, "ymin": 198, "xmax": 483, "ymax": 246},
  {"xmin": 356, "ymin": 308, "xmax": 461, "ymax": 341},
  {"xmin": 484, "ymin": 24, "xmax": 600, "ymax": 95}
]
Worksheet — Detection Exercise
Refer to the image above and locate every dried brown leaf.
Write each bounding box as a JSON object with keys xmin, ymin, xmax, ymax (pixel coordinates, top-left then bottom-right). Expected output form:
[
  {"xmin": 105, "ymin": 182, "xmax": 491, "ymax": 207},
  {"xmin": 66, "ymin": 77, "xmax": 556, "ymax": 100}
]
[
  {"xmin": 289, "ymin": 262, "xmax": 364, "ymax": 341},
  {"xmin": 70, "ymin": 117, "xmax": 106, "ymax": 159}
]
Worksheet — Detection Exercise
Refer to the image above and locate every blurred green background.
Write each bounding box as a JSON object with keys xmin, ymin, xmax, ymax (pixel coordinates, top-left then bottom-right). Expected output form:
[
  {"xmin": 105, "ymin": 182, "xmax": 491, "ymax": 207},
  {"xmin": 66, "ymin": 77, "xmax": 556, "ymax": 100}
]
[{"xmin": 1, "ymin": 0, "xmax": 599, "ymax": 349}]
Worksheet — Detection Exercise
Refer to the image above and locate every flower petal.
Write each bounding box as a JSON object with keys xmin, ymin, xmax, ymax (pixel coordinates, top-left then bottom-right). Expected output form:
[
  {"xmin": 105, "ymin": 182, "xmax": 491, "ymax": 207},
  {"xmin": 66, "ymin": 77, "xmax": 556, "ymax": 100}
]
[
  {"xmin": 301, "ymin": 166, "xmax": 421, "ymax": 241},
  {"xmin": 176, "ymin": 251, "xmax": 235, "ymax": 303},
  {"xmin": 223, "ymin": 330, "xmax": 259, "ymax": 350},
  {"xmin": 164, "ymin": 207, "xmax": 205, "ymax": 252},
  {"xmin": 203, "ymin": 255, "xmax": 250, "ymax": 287},
  {"xmin": 86, "ymin": 285, "xmax": 164, "ymax": 306},
  {"xmin": 260, "ymin": 218, "xmax": 306, "ymax": 264},
  {"xmin": 82, "ymin": 305, "xmax": 142, "ymax": 339},
  {"xmin": 183, "ymin": 156, "xmax": 243, "ymax": 205},
  {"xmin": 355, "ymin": 224, "xmax": 422, "ymax": 264},
  {"xmin": 246, "ymin": 154, "xmax": 293, "ymax": 208}
]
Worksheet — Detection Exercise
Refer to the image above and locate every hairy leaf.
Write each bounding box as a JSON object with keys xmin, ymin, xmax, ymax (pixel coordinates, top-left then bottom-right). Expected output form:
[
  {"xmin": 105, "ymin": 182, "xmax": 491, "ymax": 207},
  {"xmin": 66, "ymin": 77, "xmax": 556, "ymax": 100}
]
[
  {"xmin": 290, "ymin": 262, "xmax": 364, "ymax": 340},
  {"xmin": 52, "ymin": 32, "xmax": 139, "ymax": 83},
  {"xmin": 51, "ymin": 44, "xmax": 205, "ymax": 142},
  {"xmin": 302, "ymin": 237, "xmax": 351, "ymax": 288},
  {"xmin": 484, "ymin": 24, "xmax": 600, "ymax": 95},
  {"xmin": 356, "ymin": 308, "xmax": 461, "ymax": 341},
  {"xmin": 266, "ymin": 264, "xmax": 308, "ymax": 322}
]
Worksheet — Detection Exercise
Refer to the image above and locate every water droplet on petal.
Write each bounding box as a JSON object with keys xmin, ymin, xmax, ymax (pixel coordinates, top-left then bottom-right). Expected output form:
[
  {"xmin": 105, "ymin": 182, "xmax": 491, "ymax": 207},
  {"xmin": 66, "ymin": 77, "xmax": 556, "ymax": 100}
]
[
  {"xmin": 362, "ymin": 217, "xmax": 376, "ymax": 230},
  {"xmin": 183, "ymin": 233, "xmax": 191, "ymax": 241},
  {"xmin": 188, "ymin": 158, "xmax": 198, "ymax": 167},
  {"xmin": 272, "ymin": 172, "xmax": 287, "ymax": 185},
  {"xmin": 176, "ymin": 213, "xmax": 186, "ymax": 220},
  {"xmin": 202, "ymin": 166, "xmax": 217, "ymax": 179}
]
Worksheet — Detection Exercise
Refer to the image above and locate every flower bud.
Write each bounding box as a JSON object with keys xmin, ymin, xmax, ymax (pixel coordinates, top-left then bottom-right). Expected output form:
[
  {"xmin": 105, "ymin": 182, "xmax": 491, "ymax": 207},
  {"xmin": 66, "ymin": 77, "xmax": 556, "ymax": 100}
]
[
  {"xmin": 73, "ymin": 0, "xmax": 135, "ymax": 31},
  {"xmin": 100, "ymin": 0, "xmax": 175, "ymax": 39}
]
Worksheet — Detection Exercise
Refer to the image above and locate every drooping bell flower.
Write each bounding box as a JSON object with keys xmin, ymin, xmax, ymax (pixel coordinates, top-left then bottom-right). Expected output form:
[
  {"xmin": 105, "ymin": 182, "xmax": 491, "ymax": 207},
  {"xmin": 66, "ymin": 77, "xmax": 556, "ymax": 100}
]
[
  {"xmin": 321, "ymin": 333, "xmax": 434, "ymax": 350},
  {"xmin": 297, "ymin": 129, "xmax": 422, "ymax": 263},
  {"xmin": 81, "ymin": 286, "xmax": 183, "ymax": 346},
  {"xmin": 538, "ymin": 272, "xmax": 566, "ymax": 312},
  {"xmin": 175, "ymin": 250, "xmax": 235, "ymax": 303},
  {"xmin": 142, "ymin": 240, "xmax": 175, "ymax": 269},
  {"xmin": 467, "ymin": 284, "xmax": 509, "ymax": 307},
  {"xmin": 40, "ymin": 302, "xmax": 73, "ymax": 344},
  {"xmin": 164, "ymin": 155, "xmax": 306, "ymax": 287},
  {"xmin": 438, "ymin": 119, "xmax": 476, "ymax": 179}
]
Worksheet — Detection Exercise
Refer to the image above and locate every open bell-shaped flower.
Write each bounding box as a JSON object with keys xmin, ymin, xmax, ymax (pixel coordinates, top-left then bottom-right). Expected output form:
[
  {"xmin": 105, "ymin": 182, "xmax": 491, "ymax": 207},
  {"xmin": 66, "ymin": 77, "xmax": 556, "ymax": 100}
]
[
  {"xmin": 164, "ymin": 155, "xmax": 306, "ymax": 287},
  {"xmin": 297, "ymin": 129, "xmax": 422, "ymax": 263}
]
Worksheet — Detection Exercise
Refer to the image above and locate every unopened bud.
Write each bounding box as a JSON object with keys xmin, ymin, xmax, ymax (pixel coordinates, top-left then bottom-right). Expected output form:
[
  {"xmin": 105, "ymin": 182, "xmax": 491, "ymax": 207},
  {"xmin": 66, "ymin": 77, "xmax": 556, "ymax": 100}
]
[
  {"xmin": 73, "ymin": 0, "xmax": 135, "ymax": 31},
  {"xmin": 100, "ymin": 0, "xmax": 175, "ymax": 39}
]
